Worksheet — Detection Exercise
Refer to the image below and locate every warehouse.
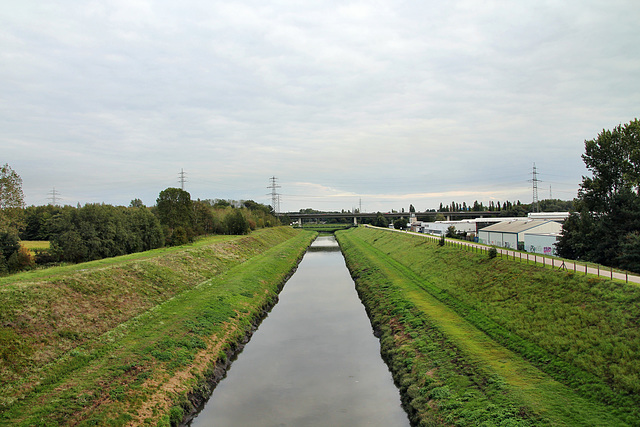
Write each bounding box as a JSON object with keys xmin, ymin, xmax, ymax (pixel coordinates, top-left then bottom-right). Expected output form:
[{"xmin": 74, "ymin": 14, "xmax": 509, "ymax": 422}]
[{"xmin": 478, "ymin": 219, "xmax": 562, "ymax": 251}]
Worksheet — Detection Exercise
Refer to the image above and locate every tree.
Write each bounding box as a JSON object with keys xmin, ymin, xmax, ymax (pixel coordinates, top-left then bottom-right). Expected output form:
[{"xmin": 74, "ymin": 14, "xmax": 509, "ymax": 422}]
[
  {"xmin": 48, "ymin": 204, "xmax": 164, "ymax": 263},
  {"xmin": 156, "ymin": 188, "xmax": 195, "ymax": 245},
  {"xmin": 372, "ymin": 212, "xmax": 389, "ymax": 228},
  {"xmin": 557, "ymin": 119, "xmax": 640, "ymax": 271},
  {"xmin": 129, "ymin": 198, "xmax": 145, "ymax": 208},
  {"xmin": 409, "ymin": 204, "xmax": 416, "ymax": 213},
  {"xmin": 0, "ymin": 164, "xmax": 25, "ymax": 231},
  {"xmin": 394, "ymin": 217, "xmax": 408, "ymax": 230},
  {"xmin": 224, "ymin": 209, "xmax": 250, "ymax": 235}
]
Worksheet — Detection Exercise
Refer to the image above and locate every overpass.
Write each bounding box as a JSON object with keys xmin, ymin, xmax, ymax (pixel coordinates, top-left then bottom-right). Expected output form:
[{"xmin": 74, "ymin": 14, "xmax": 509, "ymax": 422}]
[{"xmin": 283, "ymin": 211, "xmax": 505, "ymax": 224}]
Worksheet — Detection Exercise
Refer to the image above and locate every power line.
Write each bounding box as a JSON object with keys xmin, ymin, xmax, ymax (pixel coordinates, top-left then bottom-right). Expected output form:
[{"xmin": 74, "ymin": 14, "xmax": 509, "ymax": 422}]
[
  {"xmin": 178, "ymin": 168, "xmax": 187, "ymax": 190},
  {"xmin": 48, "ymin": 187, "xmax": 61, "ymax": 206},
  {"xmin": 529, "ymin": 163, "xmax": 541, "ymax": 212},
  {"xmin": 267, "ymin": 176, "xmax": 281, "ymax": 216}
]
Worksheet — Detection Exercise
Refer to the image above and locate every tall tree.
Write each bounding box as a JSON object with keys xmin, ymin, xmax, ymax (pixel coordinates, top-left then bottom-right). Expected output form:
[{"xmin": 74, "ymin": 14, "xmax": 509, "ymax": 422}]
[
  {"xmin": 156, "ymin": 188, "xmax": 194, "ymax": 245},
  {"xmin": 557, "ymin": 119, "xmax": 640, "ymax": 271},
  {"xmin": 0, "ymin": 164, "xmax": 25, "ymax": 231}
]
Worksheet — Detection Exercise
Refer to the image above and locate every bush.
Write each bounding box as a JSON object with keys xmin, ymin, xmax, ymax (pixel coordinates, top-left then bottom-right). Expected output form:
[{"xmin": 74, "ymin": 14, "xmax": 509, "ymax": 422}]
[
  {"xmin": 488, "ymin": 248, "xmax": 497, "ymax": 259},
  {"xmin": 439, "ymin": 235, "xmax": 445, "ymax": 246},
  {"xmin": 225, "ymin": 210, "xmax": 250, "ymax": 235}
]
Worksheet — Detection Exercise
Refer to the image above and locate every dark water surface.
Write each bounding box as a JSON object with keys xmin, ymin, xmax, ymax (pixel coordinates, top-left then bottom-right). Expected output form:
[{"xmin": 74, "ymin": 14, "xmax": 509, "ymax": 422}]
[{"xmin": 189, "ymin": 235, "xmax": 409, "ymax": 427}]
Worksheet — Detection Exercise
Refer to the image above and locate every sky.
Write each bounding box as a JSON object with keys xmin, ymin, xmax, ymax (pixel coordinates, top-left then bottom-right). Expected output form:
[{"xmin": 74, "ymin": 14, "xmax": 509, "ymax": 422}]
[{"xmin": 2, "ymin": 0, "xmax": 639, "ymax": 213}]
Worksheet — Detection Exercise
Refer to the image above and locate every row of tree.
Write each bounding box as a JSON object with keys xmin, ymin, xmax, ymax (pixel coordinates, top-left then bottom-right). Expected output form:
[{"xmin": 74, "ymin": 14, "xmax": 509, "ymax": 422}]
[
  {"xmin": 0, "ymin": 172, "xmax": 281, "ymax": 274},
  {"xmin": 437, "ymin": 199, "xmax": 574, "ymax": 216}
]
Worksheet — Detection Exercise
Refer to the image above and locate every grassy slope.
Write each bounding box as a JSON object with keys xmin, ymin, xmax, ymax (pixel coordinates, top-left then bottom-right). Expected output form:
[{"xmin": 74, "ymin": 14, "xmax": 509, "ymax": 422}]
[
  {"xmin": 0, "ymin": 227, "xmax": 315, "ymax": 426},
  {"xmin": 337, "ymin": 227, "xmax": 638, "ymax": 426}
]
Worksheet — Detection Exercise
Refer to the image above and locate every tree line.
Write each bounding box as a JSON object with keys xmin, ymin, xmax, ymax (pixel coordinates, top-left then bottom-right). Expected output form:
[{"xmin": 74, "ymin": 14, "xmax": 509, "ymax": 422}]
[
  {"xmin": 437, "ymin": 199, "xmax": 574, "ymax": 216},
  {"xmin": 0, "ymin": 178, "xmax": 280, "ymax": 274},
  {"xmin": 557, "ymin": 118, "xmax": 640, "ymax": 273}
]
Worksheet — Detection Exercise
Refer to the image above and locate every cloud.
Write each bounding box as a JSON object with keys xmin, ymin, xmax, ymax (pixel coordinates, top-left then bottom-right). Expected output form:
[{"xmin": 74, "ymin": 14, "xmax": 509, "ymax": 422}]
[{"xmin": 1, "ymin": 0, "xmax": 638, "ymax": 210}]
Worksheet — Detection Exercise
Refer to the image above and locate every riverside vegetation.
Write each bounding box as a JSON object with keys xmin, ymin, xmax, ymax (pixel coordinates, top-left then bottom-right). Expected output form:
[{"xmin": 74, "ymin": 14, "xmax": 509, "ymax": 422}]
[
  {"xmin": 336, "ymin": 226, "xmax": 640, "ymax": 426},
  {"xmin": 0, "ymin": 227, "xmax": 315, "ymax": 426}
]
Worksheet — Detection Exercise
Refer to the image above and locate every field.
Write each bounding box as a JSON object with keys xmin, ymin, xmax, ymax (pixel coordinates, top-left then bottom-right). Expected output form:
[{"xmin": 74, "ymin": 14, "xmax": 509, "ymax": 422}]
[
  {"xmin": 19, "ymin": 241, "xmax": 50, "ymax": 252},
  {"xmin": 19, "ymin": 240, "xmax": 50, "ymax": 259},
  {"xmin": 0, "ymin": 227, "xmax": 315, "ymax": 426},
  {"xmin": 336, "ymin": 226, "xmax": 640, "ymax": 426}
]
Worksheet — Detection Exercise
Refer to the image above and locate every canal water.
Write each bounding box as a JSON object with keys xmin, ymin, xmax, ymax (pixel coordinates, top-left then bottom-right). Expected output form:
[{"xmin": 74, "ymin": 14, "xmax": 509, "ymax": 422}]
[{"xmin": 189, "ymin": 235, "xmax": 409, "ymax": 427}]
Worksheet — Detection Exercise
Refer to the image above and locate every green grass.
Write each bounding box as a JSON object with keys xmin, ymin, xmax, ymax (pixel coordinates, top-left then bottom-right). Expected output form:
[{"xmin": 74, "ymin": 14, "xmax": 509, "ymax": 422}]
[
  {"xmin": 337, "ymin": 227, "xmax": 638, "ymax": 426},
  {"xmin": 19, "ymin": 241, "xmax": 50, "ymax": 252},
  {"xmin": 0, "ymin": 227, "xmax": 316, "ymax": 425}
]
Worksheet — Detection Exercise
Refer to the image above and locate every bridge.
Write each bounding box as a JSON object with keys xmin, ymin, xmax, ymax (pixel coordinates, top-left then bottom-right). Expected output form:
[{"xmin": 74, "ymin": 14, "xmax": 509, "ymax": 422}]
[{"xmin": 283, "ymin": 211, "xmax": 505, "ymax": 224}]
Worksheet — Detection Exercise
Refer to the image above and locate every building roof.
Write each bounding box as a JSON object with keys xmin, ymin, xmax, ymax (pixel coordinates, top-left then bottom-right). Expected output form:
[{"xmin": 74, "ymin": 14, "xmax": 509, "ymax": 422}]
[{"xmin": 478, "ymin": 219, "xmax": 559, "ymax": 234}]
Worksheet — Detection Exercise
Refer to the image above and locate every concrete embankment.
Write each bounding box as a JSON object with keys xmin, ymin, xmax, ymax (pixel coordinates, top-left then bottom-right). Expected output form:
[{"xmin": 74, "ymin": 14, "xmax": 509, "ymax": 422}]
[{"xmin": 0, "ymin": 227, "xmax": 315, "ymax": 426}]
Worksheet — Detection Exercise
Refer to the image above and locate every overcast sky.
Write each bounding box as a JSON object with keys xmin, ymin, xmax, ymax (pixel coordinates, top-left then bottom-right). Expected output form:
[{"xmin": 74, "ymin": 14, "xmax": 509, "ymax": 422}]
[{"xmin": 2, "ymin": 1, "xmax": 638, "ymax": 212}]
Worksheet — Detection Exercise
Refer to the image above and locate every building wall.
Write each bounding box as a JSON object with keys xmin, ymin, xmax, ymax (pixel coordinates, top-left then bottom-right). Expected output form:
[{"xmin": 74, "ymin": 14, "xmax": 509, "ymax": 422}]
[
  {"xmin": 479, "ymin": 231, "xmax": 518, "ymax": 249},
  {"xmin": 422, "ymin": 221, "xmax": 476, "ymax": 236},
  {"xmin": 478, "ymin": 221, "xmax": 562, "ymax": 250},
  {"xmin": 524, "ymin": 234, "xmax": 559, "ymax": 255}
]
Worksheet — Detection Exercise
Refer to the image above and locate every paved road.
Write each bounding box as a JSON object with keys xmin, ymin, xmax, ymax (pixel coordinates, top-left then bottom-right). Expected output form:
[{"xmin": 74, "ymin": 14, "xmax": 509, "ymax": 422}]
[{"xmin": 365, "ymin": 225, "xmax": 640, "ymax": 285}]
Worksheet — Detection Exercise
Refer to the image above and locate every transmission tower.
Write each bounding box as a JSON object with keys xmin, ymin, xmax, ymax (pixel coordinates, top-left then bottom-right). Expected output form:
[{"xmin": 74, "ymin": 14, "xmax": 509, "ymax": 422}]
[
  {"xmin": 48, "ymin": 187, "xmax": 61, "ymax": 206},
  {"xmin": 178, "ymin": 168, "xmax": 187, "ymax": 190},
  {"xmin": 529, "ymin": 163, "xmax": 541, "ymax": 212},
  {"xmin": 267, "ymin": 176, "xmax": 281, "ymax": 216}
]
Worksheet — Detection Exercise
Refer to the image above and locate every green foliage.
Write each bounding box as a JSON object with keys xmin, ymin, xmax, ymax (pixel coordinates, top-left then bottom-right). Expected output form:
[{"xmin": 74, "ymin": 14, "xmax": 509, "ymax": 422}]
[
  {"xmin": 48, "ymin": 204, "xmax": 164, "ymax": 263},
  {"xmin": 438, "ymin": 235, "xmax": 445, "ymax": 246},
  {"xmin": 156, "ymin": 188, "xmax": 195, "ymax": 245},
  {"xmin": 446, "ymin": 225, "xmax": 456, "ymax": 238},
  {"xmin": 488, "ymin": 247, "xmax": 497, "ymax": 258},
  {"xmin": 224, "ymin": 209, "xmax": 250, "ymax": 235},
  {"xmin": 0, "ymin": 163, "xmax": 25, "ymax": 231},
  {"xmin": 393, "ymin": 217, "xmax": 408, "ymax": 230},
  {"xmin": 0, "ymin": 229, "xmax": 31, "ymax": 274},
  {"xmin": 372, "ymin": 212, "xmax": 389, "ymax": 228},
  {"xmin": 557, "ymin": 118, "xmax": 640, "ymax": 272}
]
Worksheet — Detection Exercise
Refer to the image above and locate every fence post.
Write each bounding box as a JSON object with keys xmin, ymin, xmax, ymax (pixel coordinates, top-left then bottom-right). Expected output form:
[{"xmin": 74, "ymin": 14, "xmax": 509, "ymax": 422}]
[{"xmin": 598, "ymin": 265, "xmax": 600, "ymax": 277}]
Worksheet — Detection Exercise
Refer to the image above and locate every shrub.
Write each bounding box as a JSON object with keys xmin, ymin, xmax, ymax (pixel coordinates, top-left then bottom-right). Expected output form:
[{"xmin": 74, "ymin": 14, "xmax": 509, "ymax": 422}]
[{"xmin": 488, "ymin": 248, "xmax": 497, "ymax": 259}]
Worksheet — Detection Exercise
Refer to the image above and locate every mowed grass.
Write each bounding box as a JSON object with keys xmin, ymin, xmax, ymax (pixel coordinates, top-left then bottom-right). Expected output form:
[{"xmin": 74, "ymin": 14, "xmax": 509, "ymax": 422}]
[
  {"xmin": 336, "ymin": 227, "xmax": 639, "ymax": 426},
  {"xmin": 0, "ymin": 227, "xmax": 316, "ymax": 426}
]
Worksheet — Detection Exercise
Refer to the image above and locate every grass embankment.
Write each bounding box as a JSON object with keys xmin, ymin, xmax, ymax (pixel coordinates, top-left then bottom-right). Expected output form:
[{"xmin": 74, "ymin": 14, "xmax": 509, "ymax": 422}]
[
  {"xmin": 0, "ymin": 227, "xmax": 315, "ymax": 426},
  {"xmin": 336, "ymin": 227, "xmax": 640, "ymax": 426}
]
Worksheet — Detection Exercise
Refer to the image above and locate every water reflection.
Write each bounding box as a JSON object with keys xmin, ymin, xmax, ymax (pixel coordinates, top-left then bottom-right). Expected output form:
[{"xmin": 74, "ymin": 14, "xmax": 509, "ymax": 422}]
[{"xmin": 189, "ymin": 235, "xmax": 409, "ymax": 427}]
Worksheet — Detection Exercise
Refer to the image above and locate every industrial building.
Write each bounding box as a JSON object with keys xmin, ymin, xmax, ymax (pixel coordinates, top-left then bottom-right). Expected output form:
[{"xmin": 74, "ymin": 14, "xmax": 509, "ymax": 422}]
[{"xmin": 477, "ymin": 219, "xmax": 562, "ymax": 251}]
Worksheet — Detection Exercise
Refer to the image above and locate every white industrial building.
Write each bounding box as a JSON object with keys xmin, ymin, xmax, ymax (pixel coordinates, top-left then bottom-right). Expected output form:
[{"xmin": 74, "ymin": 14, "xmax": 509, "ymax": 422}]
[
  {"xmin": 524, "ymin": 232, "xmax": 561, "ymax": 256},
  {"xmin": 418, "ymin": 220, "xmax": 477, "ymax": 236},
  {"xmin": 477, "ymin": 219, "xmax": 563, "ymax": 251}
]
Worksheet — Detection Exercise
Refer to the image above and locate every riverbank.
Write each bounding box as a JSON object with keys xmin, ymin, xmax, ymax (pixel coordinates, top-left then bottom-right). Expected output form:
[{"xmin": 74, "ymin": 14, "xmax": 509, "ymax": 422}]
[
  {"xmin": 336, "ymin": 226, "xmax": 640, "ymax": 426},
  {"xmin": 0, "ymin": 227, "xmax": 315, "ymax": 426}
]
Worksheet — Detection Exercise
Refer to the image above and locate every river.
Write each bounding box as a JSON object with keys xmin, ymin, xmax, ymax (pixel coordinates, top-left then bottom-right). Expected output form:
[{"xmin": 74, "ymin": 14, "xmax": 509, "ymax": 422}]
[{"xmin": 188, "ymin": 234, "xmax": 409, "ymax": 427}]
